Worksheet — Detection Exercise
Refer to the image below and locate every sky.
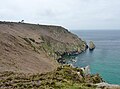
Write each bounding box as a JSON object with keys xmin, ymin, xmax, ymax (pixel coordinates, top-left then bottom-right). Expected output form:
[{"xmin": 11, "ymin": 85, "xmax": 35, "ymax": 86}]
[{"xmin": 0, "ymin": 0, "xmax": 120, "ymax": 30}]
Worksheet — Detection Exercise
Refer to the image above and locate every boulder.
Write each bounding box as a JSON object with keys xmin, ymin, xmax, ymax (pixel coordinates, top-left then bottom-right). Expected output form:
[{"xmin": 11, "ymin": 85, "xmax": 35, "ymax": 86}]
[{"xmin": 89, "ymin": 41, "xmax": 95, "ymax": 51}]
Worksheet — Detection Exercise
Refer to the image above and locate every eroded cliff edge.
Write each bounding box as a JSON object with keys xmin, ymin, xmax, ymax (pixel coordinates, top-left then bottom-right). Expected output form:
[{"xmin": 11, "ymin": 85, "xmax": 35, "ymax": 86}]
[{"xmin": 0, "ymin": 21, "xmax": 87, "ymax": 73}]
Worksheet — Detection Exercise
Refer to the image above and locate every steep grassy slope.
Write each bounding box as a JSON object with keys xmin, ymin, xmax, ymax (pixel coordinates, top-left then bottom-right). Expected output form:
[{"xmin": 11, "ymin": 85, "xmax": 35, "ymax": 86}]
[{"xmin": 0, "ymin": 21, "xmax": 87, "ymax": 73}]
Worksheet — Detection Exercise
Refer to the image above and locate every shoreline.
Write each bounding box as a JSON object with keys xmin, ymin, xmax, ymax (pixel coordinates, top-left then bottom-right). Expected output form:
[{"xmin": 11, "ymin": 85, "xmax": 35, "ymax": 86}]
[{"xmin": 56, "ymin": 47, "xmax": 120, "ymax": 86}]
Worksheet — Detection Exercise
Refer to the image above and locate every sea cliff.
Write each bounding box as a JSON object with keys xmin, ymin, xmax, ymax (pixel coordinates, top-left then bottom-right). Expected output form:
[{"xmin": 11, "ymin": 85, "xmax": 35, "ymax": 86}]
[{"xmin": 0, "ymin": 21, "xmax": 87, "ymax": 73}]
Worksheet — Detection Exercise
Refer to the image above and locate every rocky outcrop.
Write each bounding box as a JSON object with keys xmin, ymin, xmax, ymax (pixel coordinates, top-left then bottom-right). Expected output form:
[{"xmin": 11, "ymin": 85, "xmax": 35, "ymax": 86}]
[
  {"xmin": 89, "ymin": 41, "xmax": 95, "ymax": 51},
  {"xmin": 95, "ymin": 82, "xmax": 120, "ymax": 89}
]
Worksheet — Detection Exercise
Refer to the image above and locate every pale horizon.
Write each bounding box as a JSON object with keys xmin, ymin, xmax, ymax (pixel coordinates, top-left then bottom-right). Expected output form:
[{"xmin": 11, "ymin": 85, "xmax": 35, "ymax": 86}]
[{"xmin": 0, "ymin": 0, "xmax": 120, "ymax": 30}]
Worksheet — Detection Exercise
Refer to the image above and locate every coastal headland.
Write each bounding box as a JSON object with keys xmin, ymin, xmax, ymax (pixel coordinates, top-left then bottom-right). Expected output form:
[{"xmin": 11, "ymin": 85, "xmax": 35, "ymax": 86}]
[{"xmin": 0, "ymin": 21, "xmax": 119, "ymax": 89}]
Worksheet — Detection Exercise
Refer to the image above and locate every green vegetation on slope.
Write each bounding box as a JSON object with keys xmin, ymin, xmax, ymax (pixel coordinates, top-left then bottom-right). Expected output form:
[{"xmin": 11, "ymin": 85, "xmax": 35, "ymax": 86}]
[{"xmin": 0, "ymin": 65, "xmax": 103, "ymax": 89}]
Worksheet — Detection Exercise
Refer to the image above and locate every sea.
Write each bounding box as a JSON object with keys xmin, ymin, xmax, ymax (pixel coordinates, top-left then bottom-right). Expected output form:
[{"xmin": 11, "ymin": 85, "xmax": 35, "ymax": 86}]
[{"xmin": 66, "ymin": 30, "xmax": 120, "ymax": 85}]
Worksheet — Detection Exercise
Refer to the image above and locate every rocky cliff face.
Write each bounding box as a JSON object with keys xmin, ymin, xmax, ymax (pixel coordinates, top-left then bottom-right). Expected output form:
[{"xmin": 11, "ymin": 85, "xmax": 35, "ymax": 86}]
[{"xmin": 0, "ymin": 21, "xmax": 87, "ymax": 73}]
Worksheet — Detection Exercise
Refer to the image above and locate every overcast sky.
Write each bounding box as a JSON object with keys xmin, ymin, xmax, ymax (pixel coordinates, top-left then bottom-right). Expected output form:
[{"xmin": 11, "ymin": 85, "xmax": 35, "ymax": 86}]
[{"xmin": 0, "ymin": 0, "xmax": 120, "ymax": 30}]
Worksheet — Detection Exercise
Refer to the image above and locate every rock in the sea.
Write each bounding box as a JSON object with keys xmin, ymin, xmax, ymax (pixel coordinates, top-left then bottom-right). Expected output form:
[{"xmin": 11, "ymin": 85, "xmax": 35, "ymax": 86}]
[{"xmin": 89, "ymin": 41, "xmax": 95, "ymax": 50}]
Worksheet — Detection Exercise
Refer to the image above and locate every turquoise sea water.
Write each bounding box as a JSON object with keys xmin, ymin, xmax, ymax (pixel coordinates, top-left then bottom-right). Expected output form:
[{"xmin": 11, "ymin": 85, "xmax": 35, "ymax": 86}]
[{"xmin": 69, "ymin": 30, "xmax": 120, "ymax": 84}]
